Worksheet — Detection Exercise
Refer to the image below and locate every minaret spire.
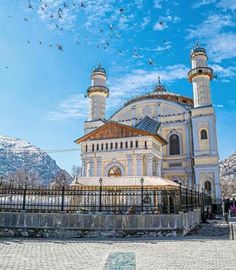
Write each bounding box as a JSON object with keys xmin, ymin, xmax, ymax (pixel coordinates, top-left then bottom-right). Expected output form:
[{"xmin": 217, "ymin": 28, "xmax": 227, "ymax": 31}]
[
  {"xmin": 87, "ymin": 63, "xmax": 109, "ymax": 121},
  {"xmin": 188, "ymin": 44, "xmax": 214, "ymax": 108}
]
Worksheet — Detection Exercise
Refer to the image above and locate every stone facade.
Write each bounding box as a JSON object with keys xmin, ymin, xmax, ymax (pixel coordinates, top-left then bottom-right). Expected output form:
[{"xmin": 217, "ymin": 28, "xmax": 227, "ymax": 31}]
[{"xmin": 0, "ymin": 210, "xmax": 201, "ymax": 238}]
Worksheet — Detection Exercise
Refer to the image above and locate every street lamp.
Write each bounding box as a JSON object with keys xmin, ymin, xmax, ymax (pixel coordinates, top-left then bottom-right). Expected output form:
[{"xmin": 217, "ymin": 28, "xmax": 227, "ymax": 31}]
[
  {"xmin": 99, "ymin": 178, "xmax": 103, "ymax": 212},
  {"xmin": 140, "ymin": 177, "xmax": 144, "ymax": 212},
  {"xmin": 140, "ymin": 177, "xmax": 144, "ymax": 186},
  {"xmin": 99, "ymin": 177, "xmax": 103, "ymax": 186}
]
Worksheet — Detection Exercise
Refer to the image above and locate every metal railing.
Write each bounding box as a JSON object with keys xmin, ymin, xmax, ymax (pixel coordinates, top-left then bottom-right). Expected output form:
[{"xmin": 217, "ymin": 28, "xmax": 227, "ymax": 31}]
[{"xmin": 0, "ymin": 184, "xmax": 212, "ymax": 214}]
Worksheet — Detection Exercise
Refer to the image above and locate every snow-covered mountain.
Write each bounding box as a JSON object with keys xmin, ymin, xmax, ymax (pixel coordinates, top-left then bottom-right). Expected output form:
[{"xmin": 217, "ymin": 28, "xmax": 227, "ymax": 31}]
[
  {"xmin": 0, "ymin": 135, "xmax": 71, "ymax": 185},
  {"xmin": 220, "ymin": 152, "xmax": 236, "ymax": 181}
]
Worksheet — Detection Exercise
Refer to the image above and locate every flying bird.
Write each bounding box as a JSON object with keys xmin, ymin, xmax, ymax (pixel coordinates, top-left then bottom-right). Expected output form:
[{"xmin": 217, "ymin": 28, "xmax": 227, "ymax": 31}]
[
  {"xmin": 28, "ymin": 3, "xmax": 33, "ymax": 9},
  {"xmin": 80, "ymin": 1, "xmax": 86, "ymax": 8},
  {"xmin": 56, "ymin": 44, "xmax": 63, "ymax": 51},
  {"xmin": 27, "ymin": 40, "xmax": 30, "ymax": 44},
  {"xmin": 148, "ymin": 58, "xmax": 154, "ymax": 65},
  {"xmin": 24, "ymin": 17, "xmax": 28, "ymax": 22},
  {"xmin": 38, "ymin": 41, "xmax": 42, "ymax": 45}
]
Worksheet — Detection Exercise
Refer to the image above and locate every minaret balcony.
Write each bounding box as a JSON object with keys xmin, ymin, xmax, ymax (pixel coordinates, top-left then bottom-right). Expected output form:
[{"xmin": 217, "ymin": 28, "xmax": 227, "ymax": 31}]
[
  {"xmin": 188, "ymin": 67, "xmax": 213, "ymax": 82},
  {"xmin": 87, "ymin": 85, "xmax": 109, "ymax": 96}
]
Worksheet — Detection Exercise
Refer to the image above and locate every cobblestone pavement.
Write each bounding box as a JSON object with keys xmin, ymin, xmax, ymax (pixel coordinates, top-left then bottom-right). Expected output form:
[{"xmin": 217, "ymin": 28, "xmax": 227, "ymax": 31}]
[{"xmin": 0, "ymin": 222, "xmax": 235, "ymax": 270}]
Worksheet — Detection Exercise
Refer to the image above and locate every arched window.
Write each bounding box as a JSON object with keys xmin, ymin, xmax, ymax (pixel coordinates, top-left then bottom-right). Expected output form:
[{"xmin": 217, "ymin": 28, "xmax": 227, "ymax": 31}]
[
  {"xmin": 201, "ymin": 129, "xmax": 208, "ymax": 140},
  {"xmin": 169, "ymin": 134, "xmax": 180, "ymax": 155},
  {"xmin": 108, "ymin": 166, "xmax": 122, "ymax": 177},
  {"xmin": 205, "ymin": 181, "xmax": 211, "ymax": 193}
]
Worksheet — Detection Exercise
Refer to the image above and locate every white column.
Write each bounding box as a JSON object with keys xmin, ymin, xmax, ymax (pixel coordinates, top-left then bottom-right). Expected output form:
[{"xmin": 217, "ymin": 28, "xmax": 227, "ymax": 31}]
[
  {"xmin": 214, "ymin": 168, "xmax": 222, "ymax": 202},
  {"xmin": 156, "ymin": 159, "xmax": 162, "ymax": 177},
  {"xmin": 146, "ymin": 154, "xmax": 154, "ymax": 176},
  {"xmin": 89, "ymin": 159, "xmax": 95, "ymax": 177},
  {"xmin": 126, "ymin": 154, "xmax": 133, "ymax": 176},
  {"xmin": 96, "ymin": 157, "xmax": 102, "ymax": 177},
  {"xmin": 82, "ymin": 158, "xmax": 89, "ymax": 177},
  {"xmin": 136, "ymin": 154, "xmax": 143, "ymax": 176}
]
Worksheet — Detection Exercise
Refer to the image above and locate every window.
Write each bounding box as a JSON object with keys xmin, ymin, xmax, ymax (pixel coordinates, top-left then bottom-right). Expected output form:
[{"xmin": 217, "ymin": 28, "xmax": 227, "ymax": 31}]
[
  {"xmin": 130, "ymin": 141, "xmax": 133, "ymax": 148},
  {"xmin": 108, "ymin": 166, "xmax": 122, "ymax": 177},
  {"xmin": 144, "ymin": 141, "xmax": 147, "ymax": 149},
  {"xmin": 125, "ymin": 141, "xmax": 128, "ymax": 148},
  {"xmin": 201, "ymin": 129, "xmax": 208, "ymax": 140},
  {"xmin": 92, "ymin": 144, "xmax": 95, "ymax": 152},
  {"xmin": 101, "ymin": 144, "xmax": 104, "ymax": 150},
  {"xmin": 110, "ymin": 143, "xmax": 113, "ymax": 149},
  {"xmin": 135, "ymin": 141, "xmax": 138, "ymax": 148},
  {"xmin": 120, "ymin": 142, "xmax": 123, "ymax": 149},
  {"xmin": 205, "ymin": 181, "xmax": 211, "ymax": 193},
  {"xmin": 85, "ymin": 145, "xmax": 88, "ymax": 152},
  {"xmin": 115, "ymin": 142, "xmax": 118, "ymax": 149},
  {"xmin": 97, "ymin": 144, "xmax": 99, "ymax": 151},
  {"xmin": 169, "ymin": 134, "xmax": 180, "ymax": 155},
  {"xmin": 106, "ymin": 143, "xmax": 108, "ymax": 150}
]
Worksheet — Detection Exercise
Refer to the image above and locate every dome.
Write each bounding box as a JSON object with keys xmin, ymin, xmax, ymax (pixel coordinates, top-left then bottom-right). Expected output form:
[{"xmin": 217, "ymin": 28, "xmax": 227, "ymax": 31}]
[
  {"xmin": 92, "ymin": 63, "xmax": 106, "ymax": 75},
  {"xmin": 191, "ymin": 44, "xmax": 206, "ymax": 55}
]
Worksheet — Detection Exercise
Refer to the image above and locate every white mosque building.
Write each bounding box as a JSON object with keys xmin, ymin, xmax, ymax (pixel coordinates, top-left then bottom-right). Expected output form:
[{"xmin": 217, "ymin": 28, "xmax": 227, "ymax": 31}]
[{"xmin": 74, "ymin": 45, "xmax": 222, "ymax": 205}]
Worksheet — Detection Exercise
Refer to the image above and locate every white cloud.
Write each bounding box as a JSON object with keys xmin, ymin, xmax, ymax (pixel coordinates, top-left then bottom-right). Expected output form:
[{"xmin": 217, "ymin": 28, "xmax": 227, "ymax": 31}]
[
  {"xmin": 211, "ymin": 64, "xmax": 236, "ymax": 79},
  {"xmin": 192, "ymin": 0, "xmax": 216, "ymax": 9},
  {"xmin": 154, "ymin": 15, "xmax": 181, "ymax": 31},
  {"xmin": 49, "ymin": 64, "xmax": 190, "ymax": 120},
  {"xmin": 153, "ymin": 0, "xmax": 163, "ymax": 9},
  {"xmin": 154, "ymin": 22, "xmax": 167, "ymax": 31},
  {"xmin": 187, "ymin": 14, "xmax": 236, "ymax": 63},
  {"xmin": 217, "ymin": 0, "xmax": 236, "ymax": 10},
  {"xmin": 213, "ymin": 104, "xmax": 224, "ymax": 108},
  {"xmin": 140, "ymin": 17, "xmax": 151, "ymax": 30},
  {"xmin": 48, "ymin": 94, "xmax": 88, "ymax": 121},
  {"xmin": 107, "ymin": 64, "xmax": 189, "ymax": 112}
]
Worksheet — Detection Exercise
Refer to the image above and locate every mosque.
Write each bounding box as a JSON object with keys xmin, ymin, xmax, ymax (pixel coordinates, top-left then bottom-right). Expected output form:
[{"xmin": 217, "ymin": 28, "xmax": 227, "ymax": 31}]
[{"xmin": 73, "ymin": 45, "xmax": 222, "ymax": 206}]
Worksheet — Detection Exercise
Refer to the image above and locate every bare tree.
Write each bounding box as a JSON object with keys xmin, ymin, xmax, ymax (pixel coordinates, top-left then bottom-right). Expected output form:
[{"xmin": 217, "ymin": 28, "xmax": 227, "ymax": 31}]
[
  {"xmin": 71, "ymin": 165, "xmax": 82, "ymax": 178},
  {"xmin": 6, "ymin": 169, "xmax": 42, "ymax": 187}
]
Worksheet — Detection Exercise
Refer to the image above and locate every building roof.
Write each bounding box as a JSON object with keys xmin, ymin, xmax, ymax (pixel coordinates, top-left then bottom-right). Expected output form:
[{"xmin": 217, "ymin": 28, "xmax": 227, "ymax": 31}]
[
  {"xmin": 71, "ymin": 176, "xmax": 179, "ymax": 189},
  {"xmin": 136, "ymin": 116, "xmax": 160, "ymax": 134},
  {"xmin": 75, "ymin": 121, "xmax": 167, "ymax": 145}
]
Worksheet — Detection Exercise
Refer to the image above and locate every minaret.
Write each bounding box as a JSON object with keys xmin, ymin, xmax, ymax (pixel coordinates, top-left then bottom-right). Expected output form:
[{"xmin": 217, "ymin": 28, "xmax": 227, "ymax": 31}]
[
  {"xmin": 188, "ymin": 45, "xmax": 222, "ymax": 210},
  {"xmin": 87, "ymin": 63, "xmax": 109, "ymax": 121},
  {"xmin": 188, "ymin": 44, "xmax": 214, "ymax": 108}
]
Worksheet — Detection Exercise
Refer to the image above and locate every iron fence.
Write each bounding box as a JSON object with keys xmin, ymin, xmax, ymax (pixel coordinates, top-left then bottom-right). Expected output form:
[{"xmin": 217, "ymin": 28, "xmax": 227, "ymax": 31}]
[{"xmin": 0, "ymin": 184, "xmax": 212, "ymax": 215}]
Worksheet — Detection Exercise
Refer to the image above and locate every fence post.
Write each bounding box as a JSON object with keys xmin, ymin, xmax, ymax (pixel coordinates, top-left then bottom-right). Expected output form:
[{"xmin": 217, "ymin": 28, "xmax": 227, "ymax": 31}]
[
  {"xmin": 61, "ymin": 185, "xmax": 65, "ymax": 211},
  {"xmin": 190, "ymin": 189, "xmax": 193, "ymax": 210},
  {"xmin": 22, "ymin": 184, "xmax": 27, "ymax": 211},
  {"xmin": 99, "ymin": 178, "xmax": 103, "ymax": 212},
  {"xmin": 140, "ymin": 177, "xmax": 144, "ymax": 212},
  {"xmin": 179, "ymin": 185, "xmax": 182, "ymax": 212},
  {"xmin": 186, "ymin": 187, "xmax": 188, "ymax": 211},
  {"xmin": 201, "ymin": 188, "xmax": 205, "ymax": 216}
]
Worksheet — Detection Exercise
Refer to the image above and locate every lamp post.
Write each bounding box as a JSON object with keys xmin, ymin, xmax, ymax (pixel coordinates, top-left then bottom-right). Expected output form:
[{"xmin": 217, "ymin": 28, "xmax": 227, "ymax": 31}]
[
  {"xmin": 140, "ymin": 177, "xmax": 144, "ymax": 212},
  {"xmin": 99, "ymin": 177, "xmax": 103, "ymax": 212},
  {"xmin": 22, "ymin": 177, "xmax": 28, "ymax": 211}
]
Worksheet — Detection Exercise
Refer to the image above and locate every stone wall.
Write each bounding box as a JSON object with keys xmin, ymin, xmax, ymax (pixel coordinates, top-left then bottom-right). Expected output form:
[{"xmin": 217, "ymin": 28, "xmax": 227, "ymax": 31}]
[{"xmin": 0, "ymin": 210, "xmax": 201, "ymax": 238}]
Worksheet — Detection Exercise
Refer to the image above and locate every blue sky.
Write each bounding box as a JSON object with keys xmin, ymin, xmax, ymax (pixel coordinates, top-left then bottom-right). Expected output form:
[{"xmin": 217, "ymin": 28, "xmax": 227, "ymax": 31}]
[{"xmin": 0, "ymin": 0, "xmax": 236, "ymax": 174}]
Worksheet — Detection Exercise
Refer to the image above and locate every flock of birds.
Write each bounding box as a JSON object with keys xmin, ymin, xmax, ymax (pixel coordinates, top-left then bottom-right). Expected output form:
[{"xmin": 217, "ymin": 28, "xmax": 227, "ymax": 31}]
[{"xmin": 4, "ymin": 0, "xmax": 170, "ymax": 71}]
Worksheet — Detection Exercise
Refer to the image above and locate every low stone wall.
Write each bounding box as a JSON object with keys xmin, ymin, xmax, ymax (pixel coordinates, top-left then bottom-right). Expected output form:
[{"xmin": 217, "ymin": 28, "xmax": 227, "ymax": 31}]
[{"xmin": 0, "ymin": 209, "xmax": 201, "ymax": 238}]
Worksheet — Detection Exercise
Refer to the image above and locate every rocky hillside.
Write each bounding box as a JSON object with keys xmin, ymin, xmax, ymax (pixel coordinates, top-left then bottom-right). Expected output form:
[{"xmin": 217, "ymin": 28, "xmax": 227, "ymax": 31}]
[
  {"xmin": 220, "ymin": 152, "xmax": 236, "ymax": 181},
  {"xmin": 0, "ymin": 135, "xmax": 71, "ymax": 185}
]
